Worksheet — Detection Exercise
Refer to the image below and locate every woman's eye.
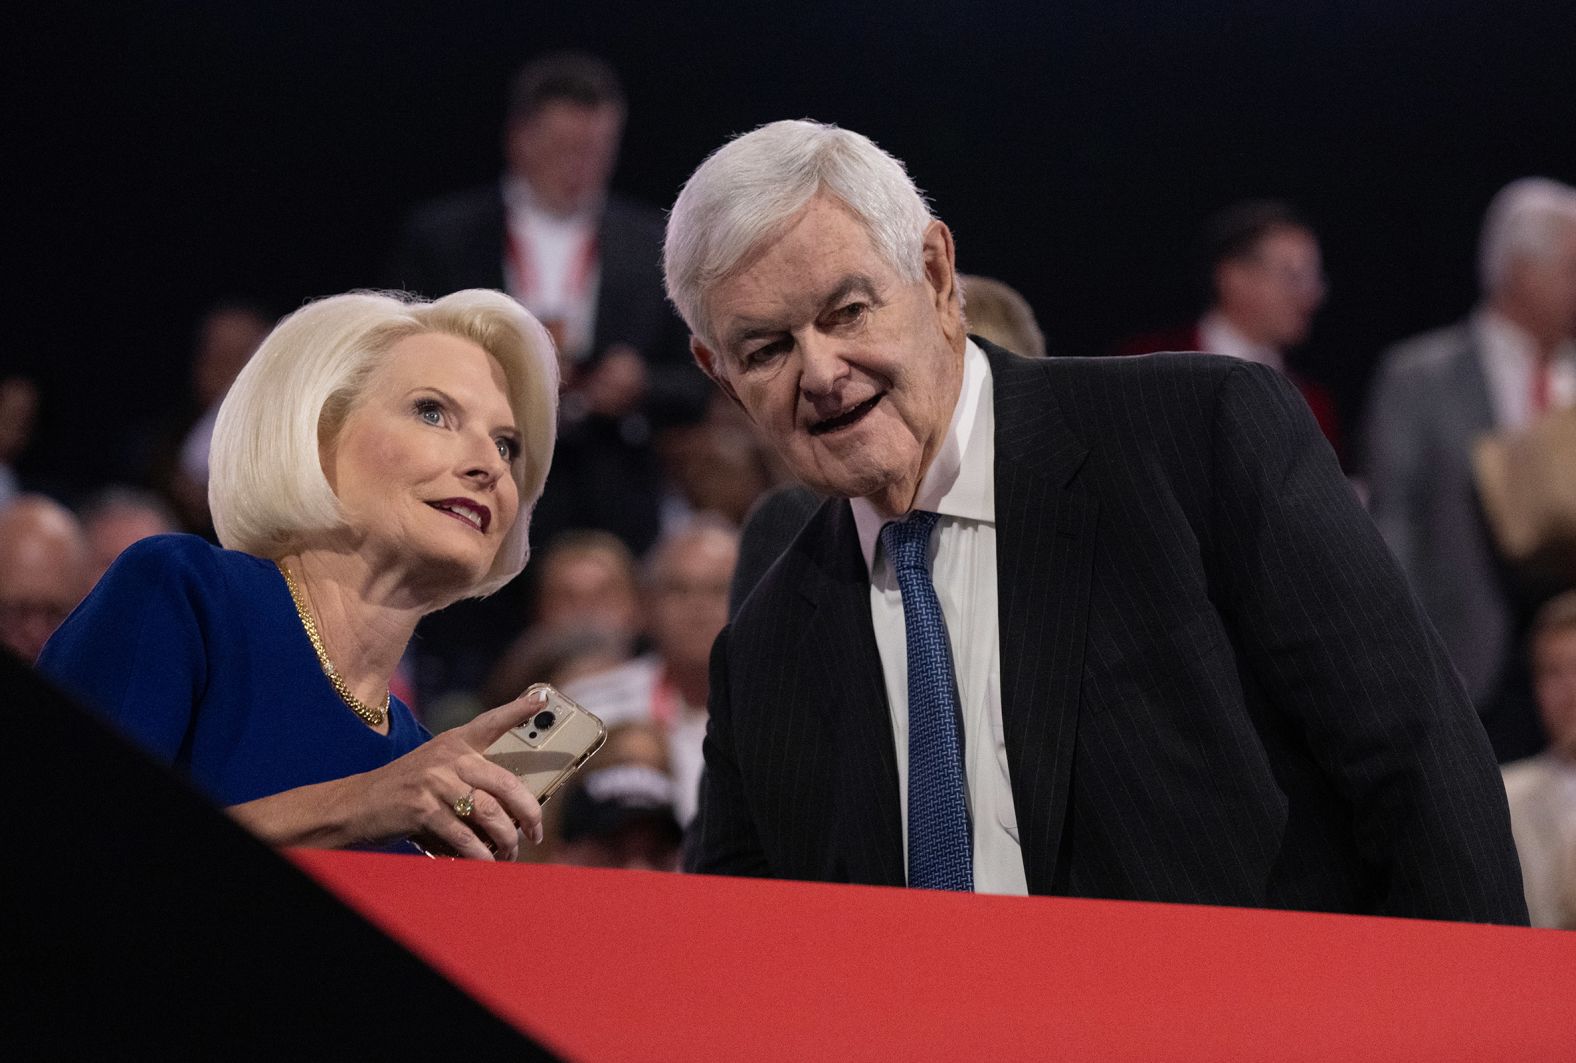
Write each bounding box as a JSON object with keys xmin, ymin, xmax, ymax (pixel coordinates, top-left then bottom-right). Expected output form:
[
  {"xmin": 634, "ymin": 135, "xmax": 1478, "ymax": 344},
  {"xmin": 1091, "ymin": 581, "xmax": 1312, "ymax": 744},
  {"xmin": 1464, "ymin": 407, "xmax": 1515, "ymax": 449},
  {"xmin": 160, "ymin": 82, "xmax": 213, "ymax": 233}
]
[
  {"xmin": 496, "ymin": 437, "xmax": 520, "ymax": 461},
  {"xmin": 415, "ymin": 400, "xmax": 444, "ymax": 426}
]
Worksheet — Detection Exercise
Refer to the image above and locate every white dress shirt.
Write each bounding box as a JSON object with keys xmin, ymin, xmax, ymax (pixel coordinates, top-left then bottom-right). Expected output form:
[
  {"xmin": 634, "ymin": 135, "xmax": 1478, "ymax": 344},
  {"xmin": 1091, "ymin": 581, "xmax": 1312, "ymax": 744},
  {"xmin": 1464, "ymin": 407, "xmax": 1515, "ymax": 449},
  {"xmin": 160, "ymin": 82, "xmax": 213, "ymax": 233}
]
[
  {"xmin": 502, "ymin": 176, "xmax": 603, "ymax": 363},
  {"xmin": 1502, "ymin": 752, "xmax": 1576, "ymax": 928},
  {"xmin": 1475, "ymin": 308, "xmax": 1576, "ymax": 430},
  {"xmin": 850, "ymin": 340, "xmax": 1027, "ymax": 895},
  {"xmin": 1197, "ymin": 311, "xmax": 1286, "ymax": 372}
]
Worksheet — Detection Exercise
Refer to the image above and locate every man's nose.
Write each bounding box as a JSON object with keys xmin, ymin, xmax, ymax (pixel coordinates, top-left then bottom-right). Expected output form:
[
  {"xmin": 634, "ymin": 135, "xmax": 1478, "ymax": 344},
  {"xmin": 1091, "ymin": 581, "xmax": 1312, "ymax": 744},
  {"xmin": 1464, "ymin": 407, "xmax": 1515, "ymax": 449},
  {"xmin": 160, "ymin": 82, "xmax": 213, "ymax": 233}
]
[{"xmin": 797, "ymin": 330, "xmax": 847, "ymax": 396}]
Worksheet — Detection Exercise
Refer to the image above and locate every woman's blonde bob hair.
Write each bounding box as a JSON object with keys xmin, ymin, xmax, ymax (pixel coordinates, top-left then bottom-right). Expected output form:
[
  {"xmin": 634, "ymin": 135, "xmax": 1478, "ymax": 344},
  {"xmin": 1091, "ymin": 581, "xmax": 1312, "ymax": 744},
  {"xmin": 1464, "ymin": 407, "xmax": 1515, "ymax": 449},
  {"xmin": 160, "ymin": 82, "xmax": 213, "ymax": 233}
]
[{"xmin": 209, "ymin": 289, "xmax": 559, "ymax": 599}]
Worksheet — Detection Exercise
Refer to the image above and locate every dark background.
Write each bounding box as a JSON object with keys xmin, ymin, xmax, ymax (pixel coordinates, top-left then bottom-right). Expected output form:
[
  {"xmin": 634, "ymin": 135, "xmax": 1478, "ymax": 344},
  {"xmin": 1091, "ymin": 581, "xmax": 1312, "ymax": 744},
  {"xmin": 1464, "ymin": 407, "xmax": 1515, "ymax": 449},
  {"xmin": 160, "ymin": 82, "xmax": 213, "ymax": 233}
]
[{"xmin": 10, "ymin": 0, "xmax": 1576, "ymax": 489}]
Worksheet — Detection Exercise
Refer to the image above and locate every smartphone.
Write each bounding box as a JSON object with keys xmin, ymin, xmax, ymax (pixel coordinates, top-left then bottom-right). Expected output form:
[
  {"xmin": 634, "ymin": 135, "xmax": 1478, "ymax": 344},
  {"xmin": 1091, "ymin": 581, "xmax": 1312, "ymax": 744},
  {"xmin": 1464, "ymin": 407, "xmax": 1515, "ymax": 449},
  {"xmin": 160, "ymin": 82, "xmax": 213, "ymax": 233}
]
[{"xmin": 484, "ymin": 683, "xmax": 607, "ymax": 805}]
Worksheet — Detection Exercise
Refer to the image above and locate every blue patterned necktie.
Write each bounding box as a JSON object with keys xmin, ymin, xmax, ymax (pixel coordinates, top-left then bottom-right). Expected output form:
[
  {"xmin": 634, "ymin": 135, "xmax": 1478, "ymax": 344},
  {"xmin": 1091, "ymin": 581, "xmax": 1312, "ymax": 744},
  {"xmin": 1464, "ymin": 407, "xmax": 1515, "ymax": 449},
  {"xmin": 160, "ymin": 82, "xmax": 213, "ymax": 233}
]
[{"xmin": 880, "ymin": 510, "xmax": 974, "ymax": 891}]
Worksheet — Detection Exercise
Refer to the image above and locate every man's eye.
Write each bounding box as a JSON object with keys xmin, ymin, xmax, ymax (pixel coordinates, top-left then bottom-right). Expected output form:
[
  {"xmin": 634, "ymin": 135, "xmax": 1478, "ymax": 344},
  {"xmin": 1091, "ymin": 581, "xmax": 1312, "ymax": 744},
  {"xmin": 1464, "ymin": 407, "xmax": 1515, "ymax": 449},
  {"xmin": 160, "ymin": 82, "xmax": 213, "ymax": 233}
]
[
  {"xmin": 743, "ymin": 339, "xmax": 790, "ymax": 366},
  {"xmin": 832, "ymin": 302, "xmax": 868, "ymax": 325}
]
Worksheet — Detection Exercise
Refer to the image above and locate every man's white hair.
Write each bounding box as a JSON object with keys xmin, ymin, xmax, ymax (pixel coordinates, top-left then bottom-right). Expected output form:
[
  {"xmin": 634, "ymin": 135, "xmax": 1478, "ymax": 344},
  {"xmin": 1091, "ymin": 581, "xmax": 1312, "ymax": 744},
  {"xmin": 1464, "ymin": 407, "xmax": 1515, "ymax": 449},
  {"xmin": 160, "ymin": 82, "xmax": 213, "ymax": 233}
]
[
  {"xmin": 663, "ymin": 119, "xmax": 935, "ymax": 347},
  {"xmin": 209, "ymin": 288, "xmax": 559, "ymax": 601},
  {"xmin": 1479, "ymin": 177, "xmax": 1576, "ymax": 295}
]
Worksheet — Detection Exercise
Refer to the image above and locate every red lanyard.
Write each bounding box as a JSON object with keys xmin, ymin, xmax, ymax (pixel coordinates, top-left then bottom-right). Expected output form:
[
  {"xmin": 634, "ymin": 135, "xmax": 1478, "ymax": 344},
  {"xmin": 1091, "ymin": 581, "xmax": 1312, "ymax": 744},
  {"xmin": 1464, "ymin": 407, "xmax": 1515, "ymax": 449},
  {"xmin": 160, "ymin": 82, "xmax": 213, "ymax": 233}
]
[
  {"xmin": 1530, "ymin": 358, "xmax": 1553, "ymax": 417},
  {"xmin": 651, "ymin": 670, "xmax": 680, "ymax": 729},
  {"xmin": 505, "ymin": 224, "xmax": 599, "ymax": 307}
]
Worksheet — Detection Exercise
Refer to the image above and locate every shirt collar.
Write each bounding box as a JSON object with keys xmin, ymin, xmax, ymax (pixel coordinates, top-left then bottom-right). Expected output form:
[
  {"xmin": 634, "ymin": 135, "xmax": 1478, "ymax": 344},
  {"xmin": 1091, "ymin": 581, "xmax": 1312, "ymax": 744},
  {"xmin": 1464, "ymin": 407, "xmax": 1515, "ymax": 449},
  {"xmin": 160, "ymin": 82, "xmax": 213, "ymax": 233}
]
[
  {"xmin": 1474, "ymin": 306, "xmax": 1576, "ymax": 368},
  {"xmin": 850, "ymin": 339, "xmax": 996, "ymax": 575},
  {"xmin": 1198, "ymin": 310, "xmax": 1284, "ymax": 371},
  {"xmin": 501, "ymin": 174, "xmax": 601, "ymax": 227}
]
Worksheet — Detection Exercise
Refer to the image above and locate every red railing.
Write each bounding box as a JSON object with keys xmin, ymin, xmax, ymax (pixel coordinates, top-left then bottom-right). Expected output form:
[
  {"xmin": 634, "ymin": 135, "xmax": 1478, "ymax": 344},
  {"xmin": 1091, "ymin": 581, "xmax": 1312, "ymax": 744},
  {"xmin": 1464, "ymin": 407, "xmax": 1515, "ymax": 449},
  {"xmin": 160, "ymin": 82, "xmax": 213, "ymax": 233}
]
[{"xmin": 293, "ymin": 849, "xmax": 1576, "ymax": 1061}]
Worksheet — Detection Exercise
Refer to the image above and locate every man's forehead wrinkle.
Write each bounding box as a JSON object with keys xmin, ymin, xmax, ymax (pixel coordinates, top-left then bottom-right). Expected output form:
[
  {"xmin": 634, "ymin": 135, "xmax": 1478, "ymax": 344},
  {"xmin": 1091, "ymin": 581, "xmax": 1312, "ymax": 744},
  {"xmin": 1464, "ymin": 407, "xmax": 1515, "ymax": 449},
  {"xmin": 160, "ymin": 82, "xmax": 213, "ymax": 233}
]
[
  {"xmin": 717, "ymin": 285, "xmax": 804, "ymax": 349},
  {"xmin": 721, "ymin": 272, "xmax": 882, "ymax": 345}
]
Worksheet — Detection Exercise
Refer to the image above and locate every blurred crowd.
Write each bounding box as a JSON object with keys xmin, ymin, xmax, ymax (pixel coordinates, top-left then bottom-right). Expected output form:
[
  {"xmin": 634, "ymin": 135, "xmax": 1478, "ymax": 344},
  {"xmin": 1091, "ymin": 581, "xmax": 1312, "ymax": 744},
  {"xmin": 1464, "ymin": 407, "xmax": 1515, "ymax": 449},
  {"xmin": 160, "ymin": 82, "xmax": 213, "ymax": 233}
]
[{"xmin": 5, "ymin": 52, "xmax": 1576, "ymax": 923}]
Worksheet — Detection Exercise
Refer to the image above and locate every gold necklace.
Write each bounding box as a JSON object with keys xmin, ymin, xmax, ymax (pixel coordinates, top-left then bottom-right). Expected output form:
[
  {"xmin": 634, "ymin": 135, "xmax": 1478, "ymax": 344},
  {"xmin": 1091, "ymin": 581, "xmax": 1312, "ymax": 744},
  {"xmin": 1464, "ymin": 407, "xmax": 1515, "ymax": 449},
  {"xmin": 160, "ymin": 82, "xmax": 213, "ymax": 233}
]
[{"xmin": 276, "ymin": 561, "xmax": 389, "ymax": 728}]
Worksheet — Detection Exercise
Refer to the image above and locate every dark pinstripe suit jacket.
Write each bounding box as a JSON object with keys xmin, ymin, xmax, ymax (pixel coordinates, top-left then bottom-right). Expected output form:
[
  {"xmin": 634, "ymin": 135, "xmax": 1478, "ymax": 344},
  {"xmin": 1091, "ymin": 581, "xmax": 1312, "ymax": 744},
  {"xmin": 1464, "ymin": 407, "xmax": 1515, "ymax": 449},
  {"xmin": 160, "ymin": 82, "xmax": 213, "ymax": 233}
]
[{"xmin": 689, "ymin": 340, "xmax": 1528, "ymax": 923}]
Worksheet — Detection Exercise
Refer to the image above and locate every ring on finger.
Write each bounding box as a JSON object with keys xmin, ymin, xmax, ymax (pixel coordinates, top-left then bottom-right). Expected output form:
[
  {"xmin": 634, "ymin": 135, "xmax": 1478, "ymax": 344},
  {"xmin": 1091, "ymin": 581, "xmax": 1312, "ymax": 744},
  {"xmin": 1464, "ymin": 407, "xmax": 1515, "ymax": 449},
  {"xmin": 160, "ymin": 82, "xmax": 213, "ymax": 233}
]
[{"xmin": 452, "ymin": 788, "xmax": 477, "ymax": 819}]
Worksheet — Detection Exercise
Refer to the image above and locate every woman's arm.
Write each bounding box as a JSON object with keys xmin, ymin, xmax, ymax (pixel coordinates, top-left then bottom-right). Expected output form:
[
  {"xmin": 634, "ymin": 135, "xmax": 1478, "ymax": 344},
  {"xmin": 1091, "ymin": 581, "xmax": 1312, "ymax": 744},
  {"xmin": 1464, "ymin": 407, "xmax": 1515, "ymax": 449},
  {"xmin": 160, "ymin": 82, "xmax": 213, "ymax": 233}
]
[{"xmin": 229, "ymin": 695, "xmax": 546, "ymax": 860}]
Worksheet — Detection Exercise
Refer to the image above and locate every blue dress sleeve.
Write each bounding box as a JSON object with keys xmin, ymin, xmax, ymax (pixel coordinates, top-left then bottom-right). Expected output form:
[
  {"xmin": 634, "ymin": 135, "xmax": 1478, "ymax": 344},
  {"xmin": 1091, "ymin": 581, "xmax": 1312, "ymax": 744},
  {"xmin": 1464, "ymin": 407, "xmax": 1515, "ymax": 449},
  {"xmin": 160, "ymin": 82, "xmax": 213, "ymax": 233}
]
[{"xmin": 37, "ymin": 535, "xmax": 214, "ymax": 765}]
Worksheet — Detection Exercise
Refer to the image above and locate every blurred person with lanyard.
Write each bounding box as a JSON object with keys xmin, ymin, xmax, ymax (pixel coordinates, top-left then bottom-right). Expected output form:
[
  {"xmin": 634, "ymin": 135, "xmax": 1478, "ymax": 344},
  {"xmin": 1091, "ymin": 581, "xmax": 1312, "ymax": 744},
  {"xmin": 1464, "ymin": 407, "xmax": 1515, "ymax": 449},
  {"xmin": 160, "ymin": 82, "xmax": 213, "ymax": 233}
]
[
  {"xmin": 391, "ymin": 50, "xmax": 703, "ymax": 558},
  {"xmin": 1364, "ymin": 178, "xmax": 1576, "ymax": 763},
  {"xmin": 38, "ymin": 290, "xmax": 559, "ymax": 860},
  {"xmin": 664, "ymin": 120, "xmax": 1524, "ymax": 920}
]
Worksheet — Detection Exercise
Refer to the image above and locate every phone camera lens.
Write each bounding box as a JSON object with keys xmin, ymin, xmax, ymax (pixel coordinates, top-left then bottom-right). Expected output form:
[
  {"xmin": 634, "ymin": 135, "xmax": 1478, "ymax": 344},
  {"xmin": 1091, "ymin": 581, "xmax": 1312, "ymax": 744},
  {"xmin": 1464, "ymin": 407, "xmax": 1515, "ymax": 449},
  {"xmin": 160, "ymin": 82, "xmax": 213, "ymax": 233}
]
[{"xmin": 532, "ymin": 710, "xmax": 557, "ymax": 731}]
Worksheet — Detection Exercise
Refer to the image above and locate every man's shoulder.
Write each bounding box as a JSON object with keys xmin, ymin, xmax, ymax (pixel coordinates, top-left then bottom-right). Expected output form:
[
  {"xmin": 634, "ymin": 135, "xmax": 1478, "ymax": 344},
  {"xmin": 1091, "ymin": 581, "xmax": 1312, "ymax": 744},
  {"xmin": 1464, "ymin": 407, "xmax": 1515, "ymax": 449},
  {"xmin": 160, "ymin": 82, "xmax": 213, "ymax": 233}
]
[
  {"xmin": 1002, "ymin": 348, "xmax": 1248, "ymax": 421},
  {"xmin": 1376, "ymin": 320, "xmax": 1475, "ymax": 381}
]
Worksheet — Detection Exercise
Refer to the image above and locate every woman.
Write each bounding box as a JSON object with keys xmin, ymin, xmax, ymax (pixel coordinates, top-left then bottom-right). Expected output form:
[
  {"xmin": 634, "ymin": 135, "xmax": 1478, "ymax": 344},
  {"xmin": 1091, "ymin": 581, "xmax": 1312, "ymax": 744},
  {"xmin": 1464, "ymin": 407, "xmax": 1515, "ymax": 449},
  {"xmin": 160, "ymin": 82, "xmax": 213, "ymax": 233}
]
[{"xmin": 38, "ymin": 289, "xmax": 559, "ymax": 860}]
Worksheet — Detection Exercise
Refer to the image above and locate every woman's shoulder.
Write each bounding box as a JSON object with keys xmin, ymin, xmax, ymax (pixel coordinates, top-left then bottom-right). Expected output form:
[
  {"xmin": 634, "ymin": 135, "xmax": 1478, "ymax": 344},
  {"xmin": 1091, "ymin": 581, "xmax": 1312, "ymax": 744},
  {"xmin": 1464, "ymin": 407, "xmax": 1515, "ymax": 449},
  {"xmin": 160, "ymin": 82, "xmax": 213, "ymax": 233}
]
[
  {"xmin": 111, "ymin": 533, "xmax": 268, "ymax": 577},
  {"xmin": 102, "ymin": 534, "xmax": 277, "ymax": 602}
]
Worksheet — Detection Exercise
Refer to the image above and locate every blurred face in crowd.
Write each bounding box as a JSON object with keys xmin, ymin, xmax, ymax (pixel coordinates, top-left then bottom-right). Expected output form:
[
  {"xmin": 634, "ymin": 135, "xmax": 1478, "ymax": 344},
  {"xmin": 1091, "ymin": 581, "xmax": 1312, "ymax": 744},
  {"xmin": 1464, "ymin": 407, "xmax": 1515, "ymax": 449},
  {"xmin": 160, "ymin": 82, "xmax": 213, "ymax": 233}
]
[
  {"xmin": 0, "ymin": 499, "xmax": 91, "ymax": 661},
  {"xmin": 506, "ymin": 100, "xmax": 623, "ymax": 216},
  {"xmin": 1498, "ymin": 219, "xmax": 1576, "ymax": 349},
  {"xmin": 659, "ymin": 422, "xmax": 774, "ymax": 526},
  {"xmin": 195, "ymin": 308, "xmax": 271, "ymax": 409},
  {"xmin": 537, "ymin": 544, "xmax": 641, "ymax": 640},
  {"xmin": 84, "ymin": 502, "xmax": 177, "ymax": 584},
  {"xmin": 647, "ymin": 526, "xmax": 737, "ymax": 675},
  {"xmin": 692, "ymin": 194, "xmax": 967, "ymax": 518},
  {"xmin": 320, "ymin": 333, "xmax": 521, "ymax": 597},
  {"xmin": 1533, "ymin": 624, "xmax": 1576, "ymax": 760},
  {"xmin": 1215, "ymin": 224, "xmax": 1326, "ymax": 349}
]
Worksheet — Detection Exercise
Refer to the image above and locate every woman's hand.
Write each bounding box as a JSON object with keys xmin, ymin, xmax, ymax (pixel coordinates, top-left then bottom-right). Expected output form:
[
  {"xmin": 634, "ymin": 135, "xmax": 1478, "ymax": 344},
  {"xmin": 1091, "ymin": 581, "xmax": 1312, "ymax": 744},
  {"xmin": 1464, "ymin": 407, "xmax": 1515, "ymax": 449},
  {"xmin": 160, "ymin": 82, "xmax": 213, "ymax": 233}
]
[
  {"xmin": 350, "ymin": 693, "xmax": 546, "ymax": 860},
  {"xmin": 229, "ymin": 692, "xmax": 545, "ymax": 860}
]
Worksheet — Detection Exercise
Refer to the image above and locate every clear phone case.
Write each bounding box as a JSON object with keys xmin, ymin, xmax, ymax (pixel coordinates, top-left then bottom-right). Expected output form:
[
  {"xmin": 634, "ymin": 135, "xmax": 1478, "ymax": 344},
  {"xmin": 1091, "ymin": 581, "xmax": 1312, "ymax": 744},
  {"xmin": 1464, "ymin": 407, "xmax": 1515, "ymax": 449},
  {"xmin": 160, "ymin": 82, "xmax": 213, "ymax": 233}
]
[{"xmin": 484, "ymin": 683, "xmax": 607, "ymax": 804}]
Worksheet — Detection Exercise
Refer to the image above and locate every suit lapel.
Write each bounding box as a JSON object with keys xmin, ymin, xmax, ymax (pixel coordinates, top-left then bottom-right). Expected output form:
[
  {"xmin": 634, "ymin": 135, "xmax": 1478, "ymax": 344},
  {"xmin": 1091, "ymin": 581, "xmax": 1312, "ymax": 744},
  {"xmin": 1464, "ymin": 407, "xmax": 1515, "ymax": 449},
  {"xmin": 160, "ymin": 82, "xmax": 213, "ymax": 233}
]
[
  {"xmin": 983, "ymin": 341, "xmax": 1095, "ymax": 894},
  {"xmin": 797, "ymin": 501, "xmax": 905, "ymax": 886}
]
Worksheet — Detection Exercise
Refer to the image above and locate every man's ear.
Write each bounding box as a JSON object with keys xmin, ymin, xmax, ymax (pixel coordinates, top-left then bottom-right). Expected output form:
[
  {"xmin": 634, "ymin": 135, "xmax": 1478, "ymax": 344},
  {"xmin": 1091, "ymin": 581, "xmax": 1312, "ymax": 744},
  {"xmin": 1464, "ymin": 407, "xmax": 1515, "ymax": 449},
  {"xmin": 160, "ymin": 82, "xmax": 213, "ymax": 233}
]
[
  {"xmin": 691, "ymin": 335, "xmax": 745, "ymax": 410},
  {"xmin": 922, "ymin": 219, "xmax": 964, "ymax": 343}
]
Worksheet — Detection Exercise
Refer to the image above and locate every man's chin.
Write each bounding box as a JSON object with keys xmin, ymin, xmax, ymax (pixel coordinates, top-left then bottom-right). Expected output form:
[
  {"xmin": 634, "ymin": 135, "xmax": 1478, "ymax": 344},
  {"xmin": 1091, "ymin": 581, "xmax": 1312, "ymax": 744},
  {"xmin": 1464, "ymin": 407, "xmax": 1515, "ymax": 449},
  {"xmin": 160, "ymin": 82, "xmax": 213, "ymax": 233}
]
[{"xmin": 792, "ymin": 464, "xmax": 894, "ymax": 502}]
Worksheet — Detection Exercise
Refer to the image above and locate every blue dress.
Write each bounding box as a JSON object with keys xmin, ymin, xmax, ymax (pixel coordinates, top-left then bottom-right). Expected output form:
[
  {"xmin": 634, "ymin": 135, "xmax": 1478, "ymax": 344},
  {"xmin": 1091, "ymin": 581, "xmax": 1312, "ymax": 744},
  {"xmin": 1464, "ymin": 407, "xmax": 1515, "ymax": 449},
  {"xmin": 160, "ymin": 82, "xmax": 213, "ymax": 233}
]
[{"xmin": 38, "ymin": 535, "xmax": 431, "ymax": 817}]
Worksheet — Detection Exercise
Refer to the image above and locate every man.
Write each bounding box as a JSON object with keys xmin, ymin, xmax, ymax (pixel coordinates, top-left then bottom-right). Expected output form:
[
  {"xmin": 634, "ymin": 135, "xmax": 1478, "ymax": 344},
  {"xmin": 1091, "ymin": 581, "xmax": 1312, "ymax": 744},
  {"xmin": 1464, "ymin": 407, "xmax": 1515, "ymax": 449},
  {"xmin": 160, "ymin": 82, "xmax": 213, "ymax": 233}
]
[
  {"xmin": 564, "ymin": 519, "xmax": 739, "ymax": 825},
  {"xmin": 1364, "ymin": 178, "xmax": 1576, "ymax": 763},
  {"xmin": 390, "ymin": 51, "xmax": 701, "ymax": 555},
  {"xmin": 664, "ymin": 119, "xmax": 1525, "ymax": 921},
  {"xmin": 1503, "ymin": 592, "xmax": 1576, "ymax": 928},
  {"xmin": 0, "ymin": 495, "xmax": 91, "ymax": 661},
  {"xmin": 1117, "ymin": 201, "xmax": 1341, "ymax": 458}
]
